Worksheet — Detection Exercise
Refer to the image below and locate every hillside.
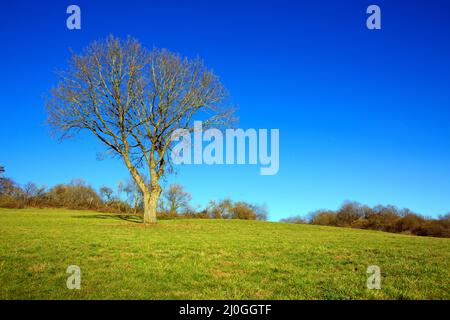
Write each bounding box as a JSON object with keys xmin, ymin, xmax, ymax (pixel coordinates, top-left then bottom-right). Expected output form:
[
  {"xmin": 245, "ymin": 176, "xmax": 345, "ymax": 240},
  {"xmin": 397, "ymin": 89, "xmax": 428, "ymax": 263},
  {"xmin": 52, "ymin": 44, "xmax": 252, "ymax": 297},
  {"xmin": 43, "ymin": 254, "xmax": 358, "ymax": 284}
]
[{"xmin": 0, "ymin": 208, "xmax": 449, "ymax": 299}]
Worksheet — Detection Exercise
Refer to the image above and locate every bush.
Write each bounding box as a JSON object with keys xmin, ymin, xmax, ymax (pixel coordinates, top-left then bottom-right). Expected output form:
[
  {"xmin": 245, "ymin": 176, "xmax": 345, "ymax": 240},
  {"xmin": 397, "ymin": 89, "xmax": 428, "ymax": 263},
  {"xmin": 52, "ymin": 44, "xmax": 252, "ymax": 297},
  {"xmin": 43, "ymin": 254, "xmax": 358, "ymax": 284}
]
[
  {"xmin": 206, "ymin": 199, "xmax": 261, "ymax": 220},
  {"xmin": 306, "ymin": 201, "xmax": 450, "ymax": 239},
  {"xmin": 310, "ymin": 210, "xmax": 338, "ymax": 226},
  {"xmin": 46, "ymin": 180, "xmax": 101, "ymax": 209},
  {"xmin": 280, "ymin": 215, "xmax": 306, "ymax": 224},
  {"xmin": 394, "ymin": 213, "xmax": 425, "ymax": 234},
  {"xmin": 231, "ymin": 202, "xmax": 257, "ymax": 220},
  {"xmin": 335, "ymin": 202, "xmax": 365, "ymax": 226},
  {"xmin": 415, "ymin": 221, "xmax": 450, "ymax": 238},
  {"xmin": 0, "ymin": 177, "xmax": 26, "ymax": 208},
  {"xmin": 0, "ymin": 195, "xmax": 25, "ymax": 208}
]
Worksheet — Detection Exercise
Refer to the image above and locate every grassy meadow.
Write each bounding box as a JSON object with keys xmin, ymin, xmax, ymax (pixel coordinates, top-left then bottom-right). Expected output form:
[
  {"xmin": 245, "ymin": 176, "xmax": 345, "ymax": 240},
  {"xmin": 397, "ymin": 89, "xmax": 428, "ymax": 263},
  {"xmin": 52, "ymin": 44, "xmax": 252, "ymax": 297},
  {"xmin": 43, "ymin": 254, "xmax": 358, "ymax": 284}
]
[{"xmin": 0, "ymin": 208, "xmax": 449, "ymax": 300}]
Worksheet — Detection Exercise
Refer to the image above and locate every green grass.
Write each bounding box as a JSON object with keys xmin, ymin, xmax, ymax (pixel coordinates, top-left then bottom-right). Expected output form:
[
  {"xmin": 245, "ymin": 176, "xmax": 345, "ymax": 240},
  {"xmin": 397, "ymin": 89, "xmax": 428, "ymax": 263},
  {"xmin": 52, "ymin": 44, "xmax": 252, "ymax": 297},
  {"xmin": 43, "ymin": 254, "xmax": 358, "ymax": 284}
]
[{"xmin": 0, "ymin": 208, "xmax": 449, "ymax": 300}]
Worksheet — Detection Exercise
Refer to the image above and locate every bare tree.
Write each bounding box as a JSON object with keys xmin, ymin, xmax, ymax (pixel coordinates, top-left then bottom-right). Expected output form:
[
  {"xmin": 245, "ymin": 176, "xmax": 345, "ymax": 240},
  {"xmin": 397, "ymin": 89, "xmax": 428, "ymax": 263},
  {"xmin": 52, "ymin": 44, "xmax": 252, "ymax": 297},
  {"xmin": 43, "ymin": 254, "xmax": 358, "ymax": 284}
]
[
  {"xmin": 123, "ymin": 177, "xmax": 143, "ymax": 214},
  {"xmin": 162, "ymin": 184, "xmax": 192, "ymax": 216},
  {"xmin": 46, "ymin": 36, "xmax": 234, "ymax": 223},
  {"xmin": 99, "ymin": 186, "xmax": 114, "ymax": 202},
  {"xmin": 207, "ymin": 198, "xmax": 233, "ymax": 219}
]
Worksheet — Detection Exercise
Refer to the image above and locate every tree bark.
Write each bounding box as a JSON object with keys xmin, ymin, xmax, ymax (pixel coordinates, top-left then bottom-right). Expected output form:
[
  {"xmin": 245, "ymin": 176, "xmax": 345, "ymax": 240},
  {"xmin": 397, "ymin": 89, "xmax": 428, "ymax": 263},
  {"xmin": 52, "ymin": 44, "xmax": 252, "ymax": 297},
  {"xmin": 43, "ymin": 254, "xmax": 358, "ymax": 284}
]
[{"xmin": 143, "ymin": 181, "xmax": 161, "ymax": 224}]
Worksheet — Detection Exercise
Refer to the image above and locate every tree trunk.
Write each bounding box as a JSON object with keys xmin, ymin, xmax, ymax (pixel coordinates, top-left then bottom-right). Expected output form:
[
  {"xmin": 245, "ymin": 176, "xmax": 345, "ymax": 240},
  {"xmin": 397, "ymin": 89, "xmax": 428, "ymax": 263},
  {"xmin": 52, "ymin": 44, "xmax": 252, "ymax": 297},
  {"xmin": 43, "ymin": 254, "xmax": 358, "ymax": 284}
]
[{"xmin": 143, "ymin": 187, "xmax": 161, "ymax": 224}]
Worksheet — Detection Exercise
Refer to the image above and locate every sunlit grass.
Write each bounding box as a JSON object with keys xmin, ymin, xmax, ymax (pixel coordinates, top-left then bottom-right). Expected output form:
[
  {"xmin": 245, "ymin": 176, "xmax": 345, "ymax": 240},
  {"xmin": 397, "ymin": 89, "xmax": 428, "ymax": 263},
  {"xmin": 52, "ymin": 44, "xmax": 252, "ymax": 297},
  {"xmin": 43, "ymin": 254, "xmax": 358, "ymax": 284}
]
[{"xmin": 0, "ymin": 208, "xmax": 449, "ymax": 299}]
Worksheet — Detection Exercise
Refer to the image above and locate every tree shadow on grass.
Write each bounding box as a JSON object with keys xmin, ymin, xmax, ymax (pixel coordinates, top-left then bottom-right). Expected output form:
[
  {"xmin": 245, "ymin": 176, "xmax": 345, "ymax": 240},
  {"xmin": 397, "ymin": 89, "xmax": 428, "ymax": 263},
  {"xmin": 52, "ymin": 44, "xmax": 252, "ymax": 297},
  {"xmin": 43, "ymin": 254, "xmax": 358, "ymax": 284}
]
[{"xmin": 72, "ymin": 214, "xmax": 143, "ymax": 224}]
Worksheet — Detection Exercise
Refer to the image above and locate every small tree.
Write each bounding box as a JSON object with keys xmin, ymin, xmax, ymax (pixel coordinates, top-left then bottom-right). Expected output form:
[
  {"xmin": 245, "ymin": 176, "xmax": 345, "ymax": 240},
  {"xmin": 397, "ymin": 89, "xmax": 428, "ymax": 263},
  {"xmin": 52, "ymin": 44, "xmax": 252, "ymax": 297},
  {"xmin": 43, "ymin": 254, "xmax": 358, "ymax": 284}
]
[
  {"xmin": 207, "ymin": 199, "xmax": 233, "ymax": 219},
  {"xmin": 99, "ymin": 186, "xmax": 114, "ymax": 202},
  {"xmin": 231, "ymin": 202, "xmax": 257, "ymax": 220},
  {"xmin": 123, "ymin": 178, "xmax": 144, "ymax": 213},
  {"xmin": 162, "ymin": 184, "xmax": 192, "ymax": 216},
  {"xmin": 46, "ymin": 36, "xmax": 234, "ymax": 223}
]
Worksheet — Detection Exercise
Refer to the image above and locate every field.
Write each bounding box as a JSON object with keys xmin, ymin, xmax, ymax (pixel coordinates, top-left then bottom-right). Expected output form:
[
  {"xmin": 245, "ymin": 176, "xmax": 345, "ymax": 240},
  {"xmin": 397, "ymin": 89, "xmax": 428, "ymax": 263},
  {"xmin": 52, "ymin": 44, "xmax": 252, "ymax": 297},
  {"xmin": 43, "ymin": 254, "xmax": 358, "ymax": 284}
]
[{"xmin": 0, "ymin": 208, "xmax": 449, "ymax": 300}]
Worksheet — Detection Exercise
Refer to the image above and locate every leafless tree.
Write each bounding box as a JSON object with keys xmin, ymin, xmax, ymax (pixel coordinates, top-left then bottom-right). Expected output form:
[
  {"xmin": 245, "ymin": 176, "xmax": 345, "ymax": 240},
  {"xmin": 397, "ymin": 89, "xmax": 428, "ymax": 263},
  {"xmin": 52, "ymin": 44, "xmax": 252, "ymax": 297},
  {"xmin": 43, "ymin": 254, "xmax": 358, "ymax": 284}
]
[
  {"xmin": 123, "ymin": 177, "xmax": 144, "ymax": 213},
  {"xmin": 162, "ymin": 184, "xmax": 192, "ymax": 216},
  {"xmin": 99, "ymin": 186, "xmax": 114, "ymax": 202},
  {"xmin": 46, "ymin": 36, "xmax": 234, "ymax": 223}
]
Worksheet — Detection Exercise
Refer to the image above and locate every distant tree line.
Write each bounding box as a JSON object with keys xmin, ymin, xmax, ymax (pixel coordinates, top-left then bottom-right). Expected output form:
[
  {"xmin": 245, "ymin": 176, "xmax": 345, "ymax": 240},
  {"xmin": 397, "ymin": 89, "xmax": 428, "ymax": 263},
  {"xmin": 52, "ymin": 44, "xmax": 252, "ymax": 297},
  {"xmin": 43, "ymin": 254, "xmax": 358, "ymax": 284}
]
[
  {"xmin": 2, "ymin": 166, "xmax": 449, "ymax": 237},
  {"xmin": 0, "ymin": 167, "xmax": 267, "ymax": 221},
  {"xmin": 281, "ymin": 201, "xmax": 450, "ymax": 238}
]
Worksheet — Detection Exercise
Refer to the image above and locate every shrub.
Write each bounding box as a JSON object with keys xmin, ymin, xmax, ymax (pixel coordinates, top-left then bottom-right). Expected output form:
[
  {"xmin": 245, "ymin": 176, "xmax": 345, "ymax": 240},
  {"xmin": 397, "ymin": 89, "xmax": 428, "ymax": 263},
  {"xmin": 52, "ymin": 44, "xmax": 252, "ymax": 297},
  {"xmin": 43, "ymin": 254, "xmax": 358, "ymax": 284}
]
[
  {"xmin": 415, "ymin": 221, "xmax": 450, "ymax": 238},
  {"xmin": 310, "ymin": 210, "xmax": 338, "ymax": 226},
  {"xmin": 280, "ymin": 215, "xmax": 307, "ymax": 224},
  {"xmin": 394, "ymin": 213, "xmax": 425, "ymax": 234},
  {"xmin": 306, "ymin": 201, "xmax": 450, "ymax": 238},
  {"xmin": 46, "ymin": 180, "xmax": 101, "ymax": 209},
  {"xmin": 335, "ymin": 202, "xmax": 365, "ymax": 226},
  {"xmin": 230, "ymin": 202, "xmax": 257, "ymax": 220}
]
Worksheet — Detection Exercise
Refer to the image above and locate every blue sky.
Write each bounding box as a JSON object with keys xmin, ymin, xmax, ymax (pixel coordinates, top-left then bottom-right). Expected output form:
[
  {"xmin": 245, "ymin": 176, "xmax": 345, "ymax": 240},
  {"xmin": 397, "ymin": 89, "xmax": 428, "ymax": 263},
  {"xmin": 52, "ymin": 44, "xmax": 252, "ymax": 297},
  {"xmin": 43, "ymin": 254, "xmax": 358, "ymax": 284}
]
[{"xmin": 1, "ymin": 0, "xmax": 450, "ymax": 220}]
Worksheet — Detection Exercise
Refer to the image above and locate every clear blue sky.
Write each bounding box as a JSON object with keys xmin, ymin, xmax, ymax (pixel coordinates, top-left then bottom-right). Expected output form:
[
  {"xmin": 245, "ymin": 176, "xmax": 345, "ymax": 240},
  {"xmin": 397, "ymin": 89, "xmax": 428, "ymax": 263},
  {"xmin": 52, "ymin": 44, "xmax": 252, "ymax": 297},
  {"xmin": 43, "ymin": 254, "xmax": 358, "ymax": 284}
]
[{"xmin": 1, "ymin": 0, "xmax": 450, "ymax": 220}]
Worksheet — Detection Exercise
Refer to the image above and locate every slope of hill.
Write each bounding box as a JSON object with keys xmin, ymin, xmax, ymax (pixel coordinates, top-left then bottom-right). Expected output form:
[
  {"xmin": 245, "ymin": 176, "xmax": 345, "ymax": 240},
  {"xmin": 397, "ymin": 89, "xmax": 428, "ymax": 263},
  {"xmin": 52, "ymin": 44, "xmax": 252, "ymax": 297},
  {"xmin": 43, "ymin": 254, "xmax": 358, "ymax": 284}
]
[{"xmin": 0, "ymin": 208, "xmax": 449, "ymax": 299}]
